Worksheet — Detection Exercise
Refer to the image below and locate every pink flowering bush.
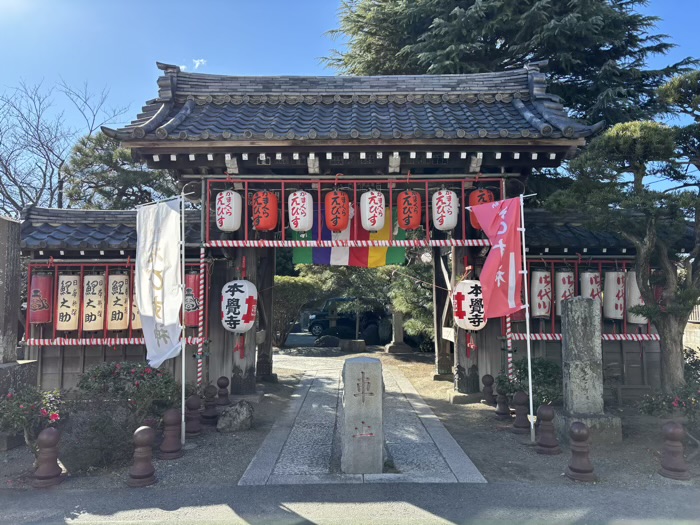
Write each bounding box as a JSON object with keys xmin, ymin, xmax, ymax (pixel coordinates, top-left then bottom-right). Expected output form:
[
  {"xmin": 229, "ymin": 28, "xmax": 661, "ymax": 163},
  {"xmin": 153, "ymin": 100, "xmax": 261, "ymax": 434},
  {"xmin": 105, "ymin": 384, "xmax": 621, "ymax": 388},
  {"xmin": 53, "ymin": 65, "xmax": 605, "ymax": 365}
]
[{"xmin": 0, "ymin": 387, "xmax": 62, "ymax": 456}]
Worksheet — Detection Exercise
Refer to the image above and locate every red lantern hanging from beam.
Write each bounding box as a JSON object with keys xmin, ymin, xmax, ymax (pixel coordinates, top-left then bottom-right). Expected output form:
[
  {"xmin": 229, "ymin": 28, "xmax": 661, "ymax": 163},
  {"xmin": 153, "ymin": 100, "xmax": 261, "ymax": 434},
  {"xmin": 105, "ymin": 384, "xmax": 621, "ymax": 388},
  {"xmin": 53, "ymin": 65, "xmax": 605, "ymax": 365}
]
[
  {"xmin": 251, "ymin": 191, "xmax": 278, "ymax": 231},
  {"xmin": 184, "ymin": 272, "xmax": 202, "ymax": 327},
  {"xmin": 397, "ymin": 190, "xmax": 422, "ymax": 231},
  {"xmin": 29, "ymin": 272, "xmax": 53, "ymax": 324},
  {"xmin": 469, "ymin": 189, "xmax": 494, "ymax": 230},
  {"xmin": 325, "ymin": 190, "xmax": 350, "ymax": 232}
]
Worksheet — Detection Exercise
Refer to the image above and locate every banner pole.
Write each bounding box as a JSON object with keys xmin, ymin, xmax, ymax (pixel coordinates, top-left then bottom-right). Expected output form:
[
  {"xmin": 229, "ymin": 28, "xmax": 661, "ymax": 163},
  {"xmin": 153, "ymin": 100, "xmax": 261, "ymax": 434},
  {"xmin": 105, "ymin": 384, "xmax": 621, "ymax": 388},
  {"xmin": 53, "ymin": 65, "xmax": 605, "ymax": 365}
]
[
  {"xmin": 519, "ymin": 194, "xmax": 535, "ymax": 442},
  {"xmin": 180, "ymin": 192, "xmax": 187, "ymax": 445}
]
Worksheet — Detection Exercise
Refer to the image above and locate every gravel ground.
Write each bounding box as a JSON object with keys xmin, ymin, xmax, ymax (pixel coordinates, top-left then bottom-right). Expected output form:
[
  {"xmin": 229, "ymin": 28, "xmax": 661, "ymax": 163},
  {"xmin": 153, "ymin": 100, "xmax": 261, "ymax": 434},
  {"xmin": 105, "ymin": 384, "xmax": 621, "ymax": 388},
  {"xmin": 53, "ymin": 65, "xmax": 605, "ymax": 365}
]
[{"xmin": 2, "ymin": 344, "xmax": 698, "ymax": 491}]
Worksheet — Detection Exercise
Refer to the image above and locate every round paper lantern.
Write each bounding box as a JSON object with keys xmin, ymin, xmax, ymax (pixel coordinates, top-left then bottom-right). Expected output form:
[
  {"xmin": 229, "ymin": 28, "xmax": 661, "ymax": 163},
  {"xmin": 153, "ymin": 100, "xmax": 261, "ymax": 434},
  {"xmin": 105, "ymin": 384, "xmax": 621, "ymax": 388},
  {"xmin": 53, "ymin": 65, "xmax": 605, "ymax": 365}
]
[
  {"xmin": 469, "ymin": 189, "xmax": 495, "ymax": 229},
  {"xmin": 29, "ymin": 272, "xmax": 53, "ymax": 324},
  {"xmin": 56, "ymin": 274, "xmax": 79, "ymax": 331},
  {"xmin": 452, "ymin": 279, "xmax": 487, "ymax": 331},
  {"xmin": 603, "ymin": 271, "xmax": 625, "ymax": 320},
  {"xmin": 530, "ymin": 269, "xmax": 552, "ymax": 318},
  {"xmin": 83, "ymin": 274, "xmax": 105, "ymax": 331},
  {"xmin": 107, "ymin": 274, "xmax": 130, "ymax": 330},
  {"xmin": 396, "ymin": 190, "xmax": 422, "ymax": 230},
  {"xmin": 580, "ymin": 271, "xmax": 602, "ymax": 305},
  {"xmin": 215, "ymin": 190, "xmax": 242, "ymax": 232},
  {"xmin": 184, "ymin": 272, "xmax": 202, "ymax": 327},
  {"xmin": 432, "ymin": 189, "xmax": 459, "ymax": 231},
  {"xmin": 251, "ymin": 191, "xmax": 278, "ymax": 231},
  {"xmin": 288, "ymin": 190, "xmax": 313, "ymax": 232},
  {"xmin": 325, "ymin": 190, "xmax": 350, "ymax": 232},
  {"xmin": 554, "ymin": 270, "xmax": 575, "ymax": 316},
  {"xmin": 221, "ymin": 280, "xmax": 258, "ymax": 333},
  {"xmin": 626, "ymin": 271, "xmax": 647, "ymax": 324},
  {"xmin": 360, "ymin": 190, "xmax": 386, "ymax": 232},
  {"xmin": 131, "ymin": 293, "xmax": 142, "ymax": 331}
]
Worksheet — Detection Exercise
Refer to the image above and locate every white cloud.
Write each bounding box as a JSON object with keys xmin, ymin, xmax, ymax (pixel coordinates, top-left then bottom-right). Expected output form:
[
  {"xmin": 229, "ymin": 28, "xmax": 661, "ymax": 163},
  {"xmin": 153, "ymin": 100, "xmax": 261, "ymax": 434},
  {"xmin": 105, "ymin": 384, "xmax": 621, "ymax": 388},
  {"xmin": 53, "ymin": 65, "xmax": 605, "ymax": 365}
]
[
  {"xmin": 193, "ymin": 59, "xmax": 207, "ymax": 70},
  {"xmin": 179, "ymin": 65, "xmax": 188, "ymax": 71}
]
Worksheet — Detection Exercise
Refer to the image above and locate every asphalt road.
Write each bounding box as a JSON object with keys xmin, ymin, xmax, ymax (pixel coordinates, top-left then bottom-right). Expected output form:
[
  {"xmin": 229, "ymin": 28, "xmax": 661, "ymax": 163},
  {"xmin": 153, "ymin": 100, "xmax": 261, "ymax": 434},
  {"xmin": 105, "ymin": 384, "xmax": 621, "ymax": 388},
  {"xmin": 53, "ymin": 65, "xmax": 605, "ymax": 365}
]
[{"xmin": 1, "ymin": 481, "xmax": 698, "ymax": 524}]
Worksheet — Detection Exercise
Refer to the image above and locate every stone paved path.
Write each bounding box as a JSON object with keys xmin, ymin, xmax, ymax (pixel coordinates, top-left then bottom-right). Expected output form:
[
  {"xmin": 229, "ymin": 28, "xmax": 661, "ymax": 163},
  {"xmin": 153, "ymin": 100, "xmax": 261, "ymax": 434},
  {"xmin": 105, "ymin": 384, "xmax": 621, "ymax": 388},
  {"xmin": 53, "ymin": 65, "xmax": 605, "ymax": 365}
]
[{"xmin": 239, "ymin": 354, "xmax": 486, "ymax": 485}]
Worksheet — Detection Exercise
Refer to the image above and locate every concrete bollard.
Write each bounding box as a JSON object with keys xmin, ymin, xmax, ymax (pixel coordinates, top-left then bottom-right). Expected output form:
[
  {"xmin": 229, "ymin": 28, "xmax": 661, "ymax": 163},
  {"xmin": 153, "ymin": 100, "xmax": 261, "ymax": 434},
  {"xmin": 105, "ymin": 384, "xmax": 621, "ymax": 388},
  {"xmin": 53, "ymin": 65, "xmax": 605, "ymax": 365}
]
[
  {"xmin": 216, "ymin": 376, "xmax": 231, "ymax": 406},
  {"xmin": 127, "ymin": 426, "xmax": 156, "ymax": 487},
  {"xmin": 511, "ymin": 391, "xmax": 530, "ymax": 434},
  {"xmin": 158, "ymin": 408, "xmax": 184, "ymax": 460},
  {"xmin": 495, "ymin": 394, "xmax": 511, "ymax": 420},
  {"xmin": 200, "ymin": 385, "xmax": 219, "ymax": 426},
  {"xmin": 185, "ymin": 395, "xmax": 202, "ymax": 436},
  {"xmin": 658, "ymin": 421, "xmax": 691, "ymax": 480},
  {"xmin": 32, "ymin": 427, "xmax": 63, "ymax": 488},
  {"xmin": 481, "ymin": 374, "xmax": 496, "ymax": 406},
  {"xmin": 565, "ymin": 422, "xmax": 597, "ymax": 482},
  {"xmin": 535, "ymin": 405, "xmax": 561, "ymax": 455}
]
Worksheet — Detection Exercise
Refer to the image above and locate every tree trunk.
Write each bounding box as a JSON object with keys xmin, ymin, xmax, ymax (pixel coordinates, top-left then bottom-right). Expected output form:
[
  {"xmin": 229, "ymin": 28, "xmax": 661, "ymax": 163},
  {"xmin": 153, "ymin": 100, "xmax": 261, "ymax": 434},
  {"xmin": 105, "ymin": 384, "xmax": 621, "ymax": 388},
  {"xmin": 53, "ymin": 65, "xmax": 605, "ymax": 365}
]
[{"xmin": 655, "ymin": 315, "xmax": 687, "ymax": 393}]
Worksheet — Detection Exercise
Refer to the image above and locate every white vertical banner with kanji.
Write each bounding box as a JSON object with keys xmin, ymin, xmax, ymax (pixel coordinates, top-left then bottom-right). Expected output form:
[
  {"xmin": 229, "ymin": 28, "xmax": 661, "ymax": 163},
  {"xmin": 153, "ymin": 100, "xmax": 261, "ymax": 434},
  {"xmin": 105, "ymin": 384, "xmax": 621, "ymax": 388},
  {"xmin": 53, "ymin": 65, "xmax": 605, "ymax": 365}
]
[
  {"xmin": 136, "ymin": 199, "xmax": 183, "ymax": 368},
  {"xmin": 471, "ymin": 197, "xmax": 524, "ymax": 318}
]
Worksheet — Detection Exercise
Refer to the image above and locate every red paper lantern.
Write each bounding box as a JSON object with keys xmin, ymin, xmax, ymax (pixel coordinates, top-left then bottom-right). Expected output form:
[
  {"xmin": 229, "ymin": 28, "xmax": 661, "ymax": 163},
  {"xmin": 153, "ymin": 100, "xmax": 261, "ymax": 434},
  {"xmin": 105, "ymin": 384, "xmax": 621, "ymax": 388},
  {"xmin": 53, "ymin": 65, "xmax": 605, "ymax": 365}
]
[
  {"xmin": 184, "ymin": 272, "xmax": 202, "ymax": 327},
  {"xmin": 469, "ymin": 189, "xmax": 495, "ymax": 229},
  {"xmin": 251, "ymin": 191, "xmax": 278, "ymax": 231},
  {"xmin": 29, "ymin": 272, "xmax": 53, "ymax": 324},
  {"xmin": 325, "ymin": 190, "xmax": 350, "ymax": 232},
  {"xmin": 397, "ymin": 190, "xmax": 422, "ymax": 230}
]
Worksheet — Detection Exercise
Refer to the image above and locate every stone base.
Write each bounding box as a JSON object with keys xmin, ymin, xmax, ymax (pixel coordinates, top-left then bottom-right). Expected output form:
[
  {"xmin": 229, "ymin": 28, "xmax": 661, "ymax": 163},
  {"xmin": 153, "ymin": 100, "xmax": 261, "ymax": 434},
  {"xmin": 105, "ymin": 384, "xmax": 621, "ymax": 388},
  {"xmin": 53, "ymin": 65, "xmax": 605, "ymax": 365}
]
[
  {"xmin": 0, "ymin": 361, "xmax": 38, "ymax": 396},
  {"xmin": 229, "ymin": 387, "xmax": 265, "ymax": 405},
  {"xmin": 555, "ymin": 411, "xmax": 623, "ymax": 444},
  {"xmin": 433, "ymin": 374, "xmax": 453, "ymax": 382},
  {"xmin": 0, "ymin": 431, "xmax": 24, "ymax": 452},
  {"xmin": 448, "ymin": 392, "xmax": 481, "ymax": 405},
  {"xmin": 384, "ymin": 342, "xmax": 412, "ymax": 354},
  {"xmin": 257, "ymin": 373, "xmax": 278, "ymax": 383},
  {"xmin": 340, "ymin": 339, "xmax": 366, "ymax": 353}
]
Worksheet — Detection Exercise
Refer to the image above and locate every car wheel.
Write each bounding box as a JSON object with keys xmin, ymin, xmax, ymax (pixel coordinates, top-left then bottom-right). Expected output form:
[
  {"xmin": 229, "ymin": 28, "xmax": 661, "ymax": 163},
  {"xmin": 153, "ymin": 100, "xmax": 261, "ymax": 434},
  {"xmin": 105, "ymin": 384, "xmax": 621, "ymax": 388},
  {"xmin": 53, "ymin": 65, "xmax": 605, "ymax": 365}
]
[{"xmin": 310, "ymin": 324, "xmax": 324, "ymax": 336}]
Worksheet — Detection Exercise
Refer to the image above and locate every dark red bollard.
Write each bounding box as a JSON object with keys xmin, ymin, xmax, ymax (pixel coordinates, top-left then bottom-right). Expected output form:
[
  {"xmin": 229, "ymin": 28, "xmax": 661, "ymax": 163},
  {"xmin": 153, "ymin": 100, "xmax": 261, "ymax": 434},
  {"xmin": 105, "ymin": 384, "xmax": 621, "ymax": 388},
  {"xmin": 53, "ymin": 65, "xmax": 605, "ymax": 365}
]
[
  {"xmin": 185, "ymin": 394, "xmax": 202, "ymax": 436},
  {"xmin": 535, "ymin": 405, "xmax": 561, "ymax": 455},
  {"xmin": 127, "ymin": 426, "xmax": 156, "ymax": 487},
  {"xmin": 32, "ymin": 427, "xmax": 63, "ymax": 488},
  {"xmin": 658, "ymin": 421, "xmax": 691, "ymax": 480},
  {"xmin": 217, "ymin": 376, "xmax": 231, "ymax": 406},
  {"xmin": 495, "ymin": 394, "xmax": 511, "ymax": 420},
  {"xmin": 565, "ymin": 422, "xmax": 597, "ymax": 482},
  {"xmin": 159, "ymin": 408, "xmax": 183, "ymax": 460},
  {"xmin": 481, "ymin": 375, "xmax": 496, "ymax": 406},
  {"xmin": 200, "ymin": 385, "xmax": 219, "ymax": 426},
  {"xmin": 511, "ymin": 391, "xmax": 530, "ymax": 434}
]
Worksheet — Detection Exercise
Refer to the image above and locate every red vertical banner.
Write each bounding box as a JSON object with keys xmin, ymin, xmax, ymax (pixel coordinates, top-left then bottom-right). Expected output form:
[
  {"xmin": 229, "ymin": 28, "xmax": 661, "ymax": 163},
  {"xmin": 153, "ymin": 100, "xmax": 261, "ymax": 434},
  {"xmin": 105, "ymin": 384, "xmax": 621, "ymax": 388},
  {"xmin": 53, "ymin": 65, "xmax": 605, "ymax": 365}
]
[{"xmin": 471, "ymin": 198, "xmax": 523, "ymax": 318}]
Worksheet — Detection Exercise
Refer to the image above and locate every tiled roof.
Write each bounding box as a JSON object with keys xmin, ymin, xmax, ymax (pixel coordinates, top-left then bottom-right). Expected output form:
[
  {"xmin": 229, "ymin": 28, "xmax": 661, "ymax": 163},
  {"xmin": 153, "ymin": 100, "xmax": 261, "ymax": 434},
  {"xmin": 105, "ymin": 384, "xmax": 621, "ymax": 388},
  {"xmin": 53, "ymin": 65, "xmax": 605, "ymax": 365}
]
[
  {"xmin": 102, "ymin": 62, "xmax": 603, "ymax": 143},
  {"xmin": 20, "ymin": 207, "xmax": 633, "ymax": 254}
]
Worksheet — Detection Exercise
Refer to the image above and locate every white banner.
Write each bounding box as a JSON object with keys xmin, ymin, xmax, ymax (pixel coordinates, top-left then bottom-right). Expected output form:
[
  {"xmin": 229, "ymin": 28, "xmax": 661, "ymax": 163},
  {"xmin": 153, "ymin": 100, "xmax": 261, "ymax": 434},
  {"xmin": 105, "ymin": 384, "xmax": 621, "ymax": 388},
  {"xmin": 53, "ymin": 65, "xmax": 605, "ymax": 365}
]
[{"xmin": 136, "ymin": 199, "xmax": 183, "ymax": 368}]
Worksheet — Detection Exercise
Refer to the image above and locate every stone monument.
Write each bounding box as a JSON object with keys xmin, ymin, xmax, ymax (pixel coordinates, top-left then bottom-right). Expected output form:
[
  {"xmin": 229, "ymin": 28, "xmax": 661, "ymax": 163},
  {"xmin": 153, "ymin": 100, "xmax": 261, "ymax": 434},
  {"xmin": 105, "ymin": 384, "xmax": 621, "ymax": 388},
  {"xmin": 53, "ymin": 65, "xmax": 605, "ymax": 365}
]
[
  {"xmin": 556, "ymin": 297, "xmax": 622, "ymax": 443},
  {"xmin": 384, "ymin": 310, "xmax": 412, "ymax": 354},
  {"xmin": 340, "ymin": 357, "xmax": 384, "ymax": 474}
]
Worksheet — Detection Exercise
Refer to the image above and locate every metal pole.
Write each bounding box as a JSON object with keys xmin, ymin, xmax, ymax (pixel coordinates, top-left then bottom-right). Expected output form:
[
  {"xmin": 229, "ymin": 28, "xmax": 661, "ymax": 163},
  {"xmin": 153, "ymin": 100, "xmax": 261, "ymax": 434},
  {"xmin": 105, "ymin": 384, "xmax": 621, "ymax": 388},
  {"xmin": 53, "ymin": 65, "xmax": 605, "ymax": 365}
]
[
  {"xmin": 180, "ymin": 192, "xmax": 187, "ymax": 445},
  {"xmin": 519, "ymin": 194, "xmax": 535, "ymax": 442}
]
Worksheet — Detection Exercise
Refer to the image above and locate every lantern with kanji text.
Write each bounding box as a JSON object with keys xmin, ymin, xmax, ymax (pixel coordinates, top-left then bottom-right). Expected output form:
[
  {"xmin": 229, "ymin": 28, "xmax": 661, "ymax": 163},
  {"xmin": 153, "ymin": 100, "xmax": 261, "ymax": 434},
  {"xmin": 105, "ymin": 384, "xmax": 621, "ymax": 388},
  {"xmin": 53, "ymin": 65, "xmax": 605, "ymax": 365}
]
[
  {"xmin": 452, "ymin": 279, "xmax": 487, "ymax": 331},
  {"xmin": 251, "ymin": 191, "xmax": 278, "ymax": 231},
  {"xmin": 56, "ymin": 274, "xmax": 79, "ymax": 331},
  {"xmin": 107, "ymin": 274, "xmax": 130, "ymax": 330},
  {"xmin": 288, "ymin": 190, "xmax": 313, "ymax": 232},
  {"xmin": 325, "ymin": 190, "xmax": 350, "ymax": 232},
  {"xmin": 603, "ymin": 271, "xmax": 625, "ymax": 320},
  {"xmin": 554, "ymin": 270, "xmax": 575, "ymax": 317},
  {"xmin": 184, "ymin": 272, "xmax": 202, "ymax": 327},
  {"xmin": 29, "ymin": 272, "xmax": 53, "ymax": 324},
  {"xmin": 360, "ymin": 190, "xmax": 385, "ymax": 232},
  {"xmin": 82, "ymin": 274, "xmax": 105, "ymax": 331},
  {"xmin": 215, "ymin": 190, "xmax": 242, "ymax": 232},
  {"xmin": 530, "ymin": 269, "xmax": 552, "ymax": 318},
  {"xmin": 626, "ymin": 271, "xmax": 647, "ymax": 324},
  {"xmin": 580, "ymin": 270, "xmax": 602, "ymax": 306},
  {"xmin": 431, "ymin": 189, "xmax": 458, "ymax": 231},
  {"xmin": 396, "ymin": 190, "xmax": 422, "ymax": 230},
  {"xmin": 469, "ymin": 189, "xmax": 494, "ymax": 230},
  {"xmin": 221, "ymin": 280, "xmax": 257, "ymax": 333}
]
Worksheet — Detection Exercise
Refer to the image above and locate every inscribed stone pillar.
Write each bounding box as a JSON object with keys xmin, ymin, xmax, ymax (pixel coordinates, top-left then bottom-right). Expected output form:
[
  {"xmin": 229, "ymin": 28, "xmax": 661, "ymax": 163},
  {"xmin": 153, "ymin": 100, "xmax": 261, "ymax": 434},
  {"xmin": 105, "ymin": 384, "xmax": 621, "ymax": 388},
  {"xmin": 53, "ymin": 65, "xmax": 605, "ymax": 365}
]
[
  {"xmin": 0, "ymin": 217, "xmax": 20, "ymax": 364},
  {"xmin": 341, "ymin": 357, "xmax": 384, "ymax": 474},
  {"xmin": 384, "ymin": 310, "xmax": 411, "ymax": 354}
]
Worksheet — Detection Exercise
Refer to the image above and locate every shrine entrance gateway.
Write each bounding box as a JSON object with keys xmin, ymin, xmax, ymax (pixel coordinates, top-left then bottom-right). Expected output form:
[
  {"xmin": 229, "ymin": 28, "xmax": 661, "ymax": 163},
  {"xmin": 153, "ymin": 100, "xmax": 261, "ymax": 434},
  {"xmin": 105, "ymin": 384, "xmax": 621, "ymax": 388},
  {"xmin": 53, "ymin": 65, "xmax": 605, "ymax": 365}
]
[{"xmin": 29, "ymin": 61, "xmax": 656, "ymax": 397}]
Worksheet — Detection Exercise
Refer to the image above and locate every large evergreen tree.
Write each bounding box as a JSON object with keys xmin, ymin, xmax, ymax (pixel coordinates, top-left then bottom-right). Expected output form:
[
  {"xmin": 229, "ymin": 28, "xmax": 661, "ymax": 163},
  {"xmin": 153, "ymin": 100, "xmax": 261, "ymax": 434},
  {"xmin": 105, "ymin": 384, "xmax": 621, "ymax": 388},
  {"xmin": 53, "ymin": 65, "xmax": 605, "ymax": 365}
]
[{"xmin": 327, "ymin": 0, "xmax": 695, "ymax": 124}]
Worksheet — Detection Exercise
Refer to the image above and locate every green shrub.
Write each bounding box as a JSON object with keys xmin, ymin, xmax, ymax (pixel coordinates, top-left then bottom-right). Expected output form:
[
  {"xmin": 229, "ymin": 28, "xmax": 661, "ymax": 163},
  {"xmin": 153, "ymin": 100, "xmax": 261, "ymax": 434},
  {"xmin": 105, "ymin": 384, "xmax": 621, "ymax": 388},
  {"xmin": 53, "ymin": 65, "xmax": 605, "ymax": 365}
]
[
  {"xmin": 272, "ymin": 276, "xmax": 321, "ymax": 347},
  {"xmin": 496, "ymin": 358, "xmax": 563, "ymax": 405},
  {"xmin": 0, "ymin": 386, "xmax": 62, "ymax": 456}
]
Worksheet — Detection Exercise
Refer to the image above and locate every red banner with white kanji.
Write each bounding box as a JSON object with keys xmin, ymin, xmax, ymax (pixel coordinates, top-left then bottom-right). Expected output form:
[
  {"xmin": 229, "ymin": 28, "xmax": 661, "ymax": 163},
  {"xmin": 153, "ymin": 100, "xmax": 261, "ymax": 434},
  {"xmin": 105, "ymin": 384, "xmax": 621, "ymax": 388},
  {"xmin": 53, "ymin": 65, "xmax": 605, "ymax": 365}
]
[{"xmin": 471, "ymin": 198, "xmax": 524, "ymax": 318}]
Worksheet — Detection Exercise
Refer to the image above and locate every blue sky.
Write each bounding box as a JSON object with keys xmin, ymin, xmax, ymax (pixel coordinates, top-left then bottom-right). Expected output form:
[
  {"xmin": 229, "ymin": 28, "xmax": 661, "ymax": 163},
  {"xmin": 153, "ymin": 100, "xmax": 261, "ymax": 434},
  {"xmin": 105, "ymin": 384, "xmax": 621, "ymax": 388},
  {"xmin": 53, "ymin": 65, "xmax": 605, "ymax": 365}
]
[{"xmin": 0, "ymin": 0, "xmax": 698, "ymax": 130}]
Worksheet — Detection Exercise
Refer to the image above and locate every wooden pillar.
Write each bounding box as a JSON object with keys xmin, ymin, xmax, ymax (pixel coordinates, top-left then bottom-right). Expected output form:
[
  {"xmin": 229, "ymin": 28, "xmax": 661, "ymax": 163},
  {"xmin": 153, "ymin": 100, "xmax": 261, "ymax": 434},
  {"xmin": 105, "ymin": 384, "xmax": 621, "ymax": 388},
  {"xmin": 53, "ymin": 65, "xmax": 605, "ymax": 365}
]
[
  {"xmin": 432, "ymin": 247, "xmax": 451, "ymax": 377},
  {"xmin": 0, "ymin": 217, "xmax": 20, "ymax": 364},
  {"xmin": 208, "ymin": 258, "xmax": 234, "ymax": 386},
  {"xmin": 256, "ymin": 247, "xmax": 276, "ymax": 382},
  {"xmin": 452, "ymin": 246, "xmax": 481, "ymax": 393},
  {"xmin": 231, "ymin": 248, "xmax": 258, "ymax": 394}
]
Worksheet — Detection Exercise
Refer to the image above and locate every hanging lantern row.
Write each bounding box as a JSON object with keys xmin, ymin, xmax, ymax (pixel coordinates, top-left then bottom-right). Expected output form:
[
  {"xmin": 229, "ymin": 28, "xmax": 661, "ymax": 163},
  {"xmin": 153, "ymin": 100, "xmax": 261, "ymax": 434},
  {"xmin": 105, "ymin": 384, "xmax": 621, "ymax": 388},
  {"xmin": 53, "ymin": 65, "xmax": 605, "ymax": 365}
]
[
  {"xmin": 28, "ymin": 272, "xmax": 203, "ymax": 330},
  {"xmin": 528, "ymin": 269, "xmax": 646, "ymax": 324},
  {"xmin": 215, "ymin": 188, "xmax": 495, "ymax": 234}
]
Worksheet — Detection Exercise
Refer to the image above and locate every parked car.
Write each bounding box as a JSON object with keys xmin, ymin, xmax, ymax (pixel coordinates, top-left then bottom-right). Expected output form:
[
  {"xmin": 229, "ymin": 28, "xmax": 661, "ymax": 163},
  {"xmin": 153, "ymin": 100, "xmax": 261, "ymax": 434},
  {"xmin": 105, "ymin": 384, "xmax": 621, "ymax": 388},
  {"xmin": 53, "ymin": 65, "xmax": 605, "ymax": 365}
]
[{"xmin": 307, "ymin": 297, "xmax": 384, "ymax": 338}]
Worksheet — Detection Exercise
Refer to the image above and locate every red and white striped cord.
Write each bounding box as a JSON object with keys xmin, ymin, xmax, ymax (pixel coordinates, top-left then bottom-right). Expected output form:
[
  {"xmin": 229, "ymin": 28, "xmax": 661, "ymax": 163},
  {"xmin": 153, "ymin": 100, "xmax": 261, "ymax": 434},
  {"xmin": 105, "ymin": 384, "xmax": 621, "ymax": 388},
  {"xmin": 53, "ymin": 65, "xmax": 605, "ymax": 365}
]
[
  {"xmin": 509, "ymin": 333, "xmax": 659, "ymax": 341},
  {"xmin": 25, "ymin": 337, "xmax": 205, "ymax": 347},
  {"xmin": 505, "ymin": 315, "xmax": 514, "ymax": 379},
  {"xmin": 196, "ymin": 247, "xmax": 206, "ymax": 386},
  {"xmin": 206, "ymin": 239, "xmax": 490, "ymax": 248}
]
